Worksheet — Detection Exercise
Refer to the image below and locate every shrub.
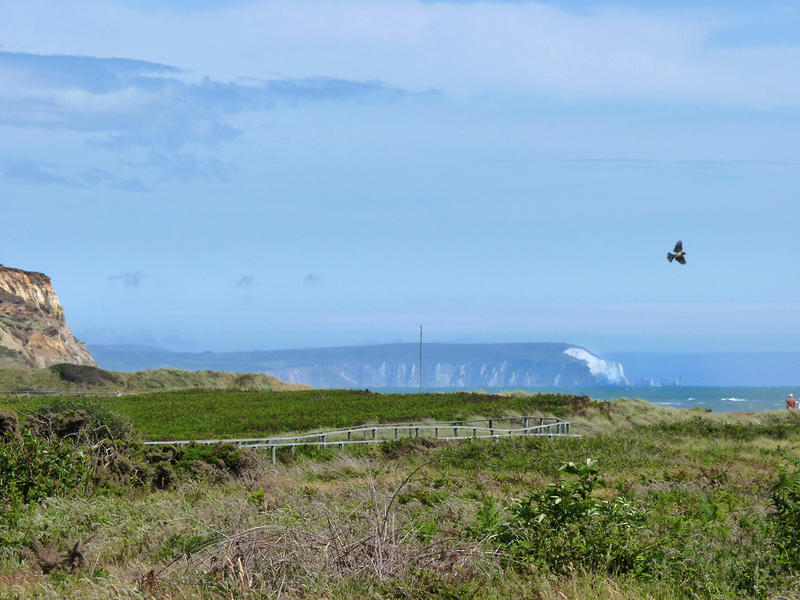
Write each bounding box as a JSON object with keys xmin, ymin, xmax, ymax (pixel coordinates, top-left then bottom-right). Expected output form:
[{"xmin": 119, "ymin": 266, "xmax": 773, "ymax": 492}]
[
  {"xmin": 0, "ymin": 408, "xmax": 18, "ymax": 439},
  {"xmin": 649, "ymin": 417, "xmax": 795, "ymax": 441},
  {"xmin": 482, "ymin": 459, "xmax": 654, "ymax": 576},
  {"xmin": 772, "ymin": 468, "xmax": 800, "ymax": 569},
  {"xmin": 0, "ymin": 289, "xmax": 24, "ymax": 303},
  {"xmin": 176, "ymin": 442, "xmax": 252, "ymax": 475},
  {"xmin": 0, "ymin": 430, "xmax": 88, "ymax": 509},
  {"xmin": 26, "ymin": 398, "xmax": 133, "ymax": 443},
  {"xmin": 143, "ymin": 442, "xmax": 254, "ymax": 479},
  {"xmin": 152, "ymin": 462, "xmax": 176, "ymax": 489},
  {"xmin": 88, "ymin": 439, "xmax": 149, "ymax": 487},
  {"xmin": 49, "ymin": 363, "xmax": 121, "ymax": 386}
]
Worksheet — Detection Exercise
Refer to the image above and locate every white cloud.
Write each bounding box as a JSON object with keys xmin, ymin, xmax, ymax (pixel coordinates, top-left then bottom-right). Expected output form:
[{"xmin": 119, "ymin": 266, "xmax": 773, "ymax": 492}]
[
  {"xmin": 2, "ymin": 1, "xmax": 800, "ymax": 106},
  {"xmin": 0, "ymin": 51, "xmax": 404, "ymax": 148}
]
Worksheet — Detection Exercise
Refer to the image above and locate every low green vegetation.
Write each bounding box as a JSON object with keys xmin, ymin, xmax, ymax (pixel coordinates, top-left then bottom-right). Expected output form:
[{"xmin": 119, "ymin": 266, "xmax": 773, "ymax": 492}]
[
  {"xmin": 0, "ymin": 391, "xmax": 799, "ymax": 599},
  {"xmin": 0, "ymin": 364, "xmax": 307, "ymax": 393},
  {"xmin": 3, "ymin": 389, "xmax": 592, "ymax": 440}
]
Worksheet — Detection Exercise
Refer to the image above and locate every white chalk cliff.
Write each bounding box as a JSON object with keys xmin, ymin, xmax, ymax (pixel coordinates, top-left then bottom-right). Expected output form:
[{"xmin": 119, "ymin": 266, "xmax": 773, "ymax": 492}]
[{"xmin": 91, "ymin": 342, "xmax": 628, "ymax": 388}]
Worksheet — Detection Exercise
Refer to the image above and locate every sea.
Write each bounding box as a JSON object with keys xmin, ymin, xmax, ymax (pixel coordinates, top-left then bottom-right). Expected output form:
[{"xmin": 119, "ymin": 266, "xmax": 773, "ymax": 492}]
[
  {"xmin": 381, "ymin": 386, "xmax": 798, "ymax": 413},
  {"xmin": 563, "ymin": 386, "xmax": 793, "ymax": 413}
]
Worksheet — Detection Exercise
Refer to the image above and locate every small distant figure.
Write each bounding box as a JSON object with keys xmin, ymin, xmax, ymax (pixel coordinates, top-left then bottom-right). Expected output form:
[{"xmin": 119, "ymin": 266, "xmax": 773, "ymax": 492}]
[
  {"xmin": 667, "ymin": 240, "xmax": 686, "ymax": 264},
  {"xmin": 115, "ymin": 390, "xmax": 122, "ymax": 397},
  {"xmin": 787, "ymin": 393, "xmax": 796, "ymax": 410}
]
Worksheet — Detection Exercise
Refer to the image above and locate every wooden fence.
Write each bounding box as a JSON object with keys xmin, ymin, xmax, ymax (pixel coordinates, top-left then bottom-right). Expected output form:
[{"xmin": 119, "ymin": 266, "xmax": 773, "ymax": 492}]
[
  {"xmin": 144, "ymin": 415, "xmax": 574, "ymax": 463},
  {"xmin": 0, "ymin": 390, "xmax": 126, "ymax": 397}
]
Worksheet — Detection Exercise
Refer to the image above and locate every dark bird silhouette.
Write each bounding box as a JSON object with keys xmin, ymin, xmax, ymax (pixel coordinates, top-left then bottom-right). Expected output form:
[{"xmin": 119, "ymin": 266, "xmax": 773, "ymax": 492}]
[{"xmin": 667, "ymin": 240, "xmax": 686, "ymax": 264}]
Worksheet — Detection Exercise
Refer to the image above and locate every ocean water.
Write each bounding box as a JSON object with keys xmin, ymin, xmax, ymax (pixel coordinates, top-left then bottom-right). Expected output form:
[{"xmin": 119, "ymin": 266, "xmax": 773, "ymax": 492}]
[
  {"xmin": 380, "ymin": 386, "xmax": 798, "ymax": 413},
  {"xmin": 566, "ymin": 386, "xmax": 794, "ymax": 413}
]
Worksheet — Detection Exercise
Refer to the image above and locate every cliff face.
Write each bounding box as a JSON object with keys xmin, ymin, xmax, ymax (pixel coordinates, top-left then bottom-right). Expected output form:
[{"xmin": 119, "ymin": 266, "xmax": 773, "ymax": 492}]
[
  {"xmin": 0, "ymin": 265, "xmax": 95, "ymax": 368},
  {"xmin": 90, "ymin": 343, "xmax": 628, "ymax": 388},
  {"xmin": 263, "ymin": 347, "xmax": 627, "ymax": 388}
]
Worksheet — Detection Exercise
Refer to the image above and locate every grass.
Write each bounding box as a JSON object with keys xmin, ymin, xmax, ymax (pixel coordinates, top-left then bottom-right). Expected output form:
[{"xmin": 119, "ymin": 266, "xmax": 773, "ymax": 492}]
[
  {"xmin": 0, "ymin": 364, "xmax": 309, "ymax": 393},
  {"xmin": 3, "ymin": 388, "xmax": 795, "ymax": 442},
  {"xmin": 2, "ymin": 389, "xmax": 593, "ymax": 440},
  {"xmin": 2, "ymin": 391, "xmax": 800, "ymax": 598}
]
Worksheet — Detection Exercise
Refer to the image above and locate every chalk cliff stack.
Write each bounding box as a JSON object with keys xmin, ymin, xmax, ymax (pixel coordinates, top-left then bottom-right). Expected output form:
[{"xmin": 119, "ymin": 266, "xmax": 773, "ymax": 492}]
[{"xmin": 0, "ymin": 265, "xmax": 95, "ymax": 368}]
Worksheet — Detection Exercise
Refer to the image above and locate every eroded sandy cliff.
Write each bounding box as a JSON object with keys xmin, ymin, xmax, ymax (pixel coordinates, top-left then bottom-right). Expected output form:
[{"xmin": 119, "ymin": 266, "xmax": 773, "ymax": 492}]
[{"xmin": 0, "ymin": 265, "xmax": 95, "ymax": 368}]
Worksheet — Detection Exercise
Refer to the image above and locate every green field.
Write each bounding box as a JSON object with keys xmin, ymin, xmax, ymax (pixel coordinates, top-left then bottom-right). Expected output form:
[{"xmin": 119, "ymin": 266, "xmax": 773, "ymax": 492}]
[
  {"xmin": 0, "ymin": 388, "xmax": 770, "ymax": 441},
  {"xmin": 3, "ymin": 389, "xmax": 590, "ymax": 440},
  {"xmin": 2, "ymin": 390, "xmax": 800, "ymax": 599}
]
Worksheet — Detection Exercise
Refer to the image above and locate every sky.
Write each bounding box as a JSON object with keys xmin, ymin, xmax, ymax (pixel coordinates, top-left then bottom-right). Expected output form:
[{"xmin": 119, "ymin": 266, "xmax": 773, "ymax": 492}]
[{"xmin": 3, "ymin": 0, "xmax": 800, "ymax": 354}]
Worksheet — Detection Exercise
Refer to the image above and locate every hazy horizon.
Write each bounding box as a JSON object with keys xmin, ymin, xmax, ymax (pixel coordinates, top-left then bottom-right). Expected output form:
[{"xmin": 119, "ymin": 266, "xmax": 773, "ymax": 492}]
[{"xmin": 4, "ymin": 1, "xmax": 800, "ymax": 356}]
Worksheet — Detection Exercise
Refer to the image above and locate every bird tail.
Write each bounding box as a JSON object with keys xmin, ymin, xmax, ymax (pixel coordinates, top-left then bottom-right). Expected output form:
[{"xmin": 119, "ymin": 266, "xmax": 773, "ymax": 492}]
[{"xmin": 667, "ymin": 253, "xmax": 675, "ymax": 262}]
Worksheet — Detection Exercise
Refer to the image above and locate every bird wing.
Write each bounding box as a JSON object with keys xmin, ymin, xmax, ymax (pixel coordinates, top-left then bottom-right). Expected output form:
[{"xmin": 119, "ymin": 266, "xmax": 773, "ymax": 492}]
[
  {"xmin": 675, "ymin": 255, "xmax": 686, "ymax": 265},
  {"xmin": 673, "ymin": 240, "xmax": 683, "ymax": 252}
]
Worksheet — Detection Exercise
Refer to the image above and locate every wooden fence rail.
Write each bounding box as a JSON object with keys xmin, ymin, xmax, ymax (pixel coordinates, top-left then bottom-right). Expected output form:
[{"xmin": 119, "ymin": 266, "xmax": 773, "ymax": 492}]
[
  {"xmin": 0, "ymin": 390, "xmax": 126, "ymax": 397},
  {"xmin": 143, "ymin": 415, "xmax": 575, "ymax": 463}
]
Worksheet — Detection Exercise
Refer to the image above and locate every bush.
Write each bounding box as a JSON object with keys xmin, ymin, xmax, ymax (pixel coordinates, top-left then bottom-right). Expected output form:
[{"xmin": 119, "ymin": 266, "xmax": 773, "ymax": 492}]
[
  {"xmin": 176, "ymin": 442, "xmax": 252, "ymax": 475},
  {"xmin": 0, "ymin": 289, "xmax": 24, "ymax": 303},
  {"xmin": 152, "ymin": 462, "xmax": 176, "ymax": 489},
  {"xmin": 49, "ymin": 363, "xmax": 120, "ymax": 386},
  {"xmin": 142, "ymin": 442, "xmax": 254, "ymax": 483},
  {"xmin": 481, "ymin": 459, "xmax": 654, "ymax": 576},
  {"xmin": 26, "ymin": 398, "xmax": 133, "ymax": 443},
  {"xmin": 88, "ymin": 439, "xmax": 149, "ymax": 487},
  {"xmin": 0, "ymin": 408, "xmax": 18, "ymax": 439},
  {"xmin": 649, "ymin": 417, "xmax": 796, "ymax": 441},
  {"xmin": 772, "ymin": 468, "xmax": 800, "ymax": 569},
  {"xmin": 0, "ymin": 430, "xmax": 88, "ymax": 509}
]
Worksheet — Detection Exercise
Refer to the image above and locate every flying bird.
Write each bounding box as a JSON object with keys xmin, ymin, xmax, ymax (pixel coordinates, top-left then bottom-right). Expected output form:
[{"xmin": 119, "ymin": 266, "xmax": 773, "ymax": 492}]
[{"xmin": 667, "ymin": 240, "xmax": 686, "ymax": 264}]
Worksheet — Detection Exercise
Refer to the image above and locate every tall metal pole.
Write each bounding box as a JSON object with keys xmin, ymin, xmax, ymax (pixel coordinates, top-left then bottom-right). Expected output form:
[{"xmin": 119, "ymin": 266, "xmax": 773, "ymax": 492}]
[{"xmin": 419, "ymin": 325, "xmax": 423, "ymax": 394}]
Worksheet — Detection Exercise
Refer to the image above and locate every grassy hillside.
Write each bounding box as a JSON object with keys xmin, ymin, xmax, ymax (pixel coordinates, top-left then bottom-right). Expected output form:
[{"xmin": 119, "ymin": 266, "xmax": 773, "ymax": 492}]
[
  {"xmin": 0, "ymin": 363, "xmax": 309, "ymax": 393},
  {"xmin": 2, "ymin": 392, "xmax": 800, "ymax": 599}
]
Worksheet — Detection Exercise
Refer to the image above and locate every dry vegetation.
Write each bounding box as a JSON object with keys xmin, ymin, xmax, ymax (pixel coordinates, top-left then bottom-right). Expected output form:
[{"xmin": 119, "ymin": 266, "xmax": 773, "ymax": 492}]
[{"xmin": 1, "ymin": 393, "xmax": 800, "ymax": 599}]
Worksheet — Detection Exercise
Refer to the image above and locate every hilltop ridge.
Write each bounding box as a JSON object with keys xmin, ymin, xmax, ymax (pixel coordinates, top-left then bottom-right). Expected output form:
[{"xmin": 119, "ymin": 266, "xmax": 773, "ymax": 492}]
[{"xmin": 0, "ymin": 363, "xmax": 311, "ymax": 393}]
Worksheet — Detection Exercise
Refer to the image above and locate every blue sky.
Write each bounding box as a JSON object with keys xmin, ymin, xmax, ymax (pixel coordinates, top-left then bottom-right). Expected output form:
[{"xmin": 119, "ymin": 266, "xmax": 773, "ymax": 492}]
[{"xmin": 3, "ymin": 0, "xmax": 800, "ymax": 354}]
